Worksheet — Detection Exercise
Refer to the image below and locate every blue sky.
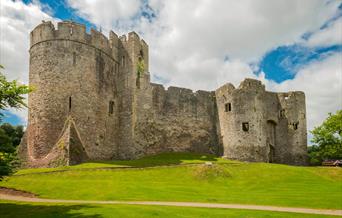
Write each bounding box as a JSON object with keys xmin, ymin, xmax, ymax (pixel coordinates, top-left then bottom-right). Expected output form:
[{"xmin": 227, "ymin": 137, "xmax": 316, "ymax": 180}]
[{"xmin": 0, "ymin": 0, "xmax": 341, "ymax": 141}]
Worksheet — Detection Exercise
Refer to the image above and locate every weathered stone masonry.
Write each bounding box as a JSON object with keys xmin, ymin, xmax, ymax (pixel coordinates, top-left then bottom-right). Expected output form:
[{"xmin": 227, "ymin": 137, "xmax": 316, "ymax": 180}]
[{"xmin": 18, "ymin": 21, "xmax": 307, "ymax": 167}]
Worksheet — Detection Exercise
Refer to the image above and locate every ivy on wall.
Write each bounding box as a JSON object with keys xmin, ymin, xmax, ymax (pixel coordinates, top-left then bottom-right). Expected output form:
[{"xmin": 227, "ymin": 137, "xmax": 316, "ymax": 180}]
[{"xmin": 137, "ymin": 59, "xmax": 145, "ymax": 79}]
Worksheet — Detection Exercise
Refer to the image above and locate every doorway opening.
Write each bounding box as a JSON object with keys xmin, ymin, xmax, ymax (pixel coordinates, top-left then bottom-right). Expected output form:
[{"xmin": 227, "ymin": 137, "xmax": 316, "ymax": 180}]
[{"xmin": 267, "ymin": 120, "xmax": 276, "ymax": 163}]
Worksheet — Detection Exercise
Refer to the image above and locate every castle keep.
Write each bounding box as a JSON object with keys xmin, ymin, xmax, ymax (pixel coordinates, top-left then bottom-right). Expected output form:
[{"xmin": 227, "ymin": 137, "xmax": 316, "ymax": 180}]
[{"xmin": 19, "ymin": 21, "xmax": 308, "ymax": 167}]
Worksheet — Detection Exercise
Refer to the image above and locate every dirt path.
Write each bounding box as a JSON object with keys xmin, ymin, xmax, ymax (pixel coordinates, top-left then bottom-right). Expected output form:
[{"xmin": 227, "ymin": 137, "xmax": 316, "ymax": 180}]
[{"xmin": 1, "ymin": 193, "xmax": 341, "ymax": 216}]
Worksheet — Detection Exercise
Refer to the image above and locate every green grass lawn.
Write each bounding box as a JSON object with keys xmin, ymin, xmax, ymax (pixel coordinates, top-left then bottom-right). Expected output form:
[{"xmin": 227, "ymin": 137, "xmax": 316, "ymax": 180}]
[
  {"xmin": 0, "ymin": 201, "xmax": 338, "ymax": 218},
  {"xmin": 1, "ymin": 153, "xmax": 341, "ymax": 210}
]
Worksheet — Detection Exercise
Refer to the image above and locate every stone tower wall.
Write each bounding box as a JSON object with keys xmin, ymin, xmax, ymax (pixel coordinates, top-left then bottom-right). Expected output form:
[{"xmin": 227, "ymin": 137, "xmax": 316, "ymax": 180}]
[
  {"xmin": 28, "ymin": 21, "xmax": 120, "ymax": 161},
  {"xmin": 277, "ymin": 92, "xmax": 307, "ymax": 164},
  {"xmin": 215, "ymin": 79, "xmax": 307, "ymax": 165},
  {"xmin": 215, "ymin": 79, "xmax": 268, "ymax": 162}
]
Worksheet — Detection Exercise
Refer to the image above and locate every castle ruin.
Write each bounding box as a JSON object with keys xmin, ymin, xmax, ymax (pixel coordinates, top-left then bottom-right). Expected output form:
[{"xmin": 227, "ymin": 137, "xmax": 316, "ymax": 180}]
[{"xmin": 18, "ymin": 21, "xmax": 308, "ymax": 167}]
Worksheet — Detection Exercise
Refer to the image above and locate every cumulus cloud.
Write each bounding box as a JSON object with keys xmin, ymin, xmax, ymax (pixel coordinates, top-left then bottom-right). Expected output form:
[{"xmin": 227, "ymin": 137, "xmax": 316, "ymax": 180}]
[
  {"xmin": 67, "ymin": 0, "xmax": 142, "ymax": 31},
  {"xmin": 67, "ymin": 0, "xmax": 338, "ymax": 90},
  {"xmin": 306, "ymin": 17, "xmax": 342, "ymax": 47},
  {"xmin": 0, "ymin": 0, "xmax": 58, "ymax": 123}
]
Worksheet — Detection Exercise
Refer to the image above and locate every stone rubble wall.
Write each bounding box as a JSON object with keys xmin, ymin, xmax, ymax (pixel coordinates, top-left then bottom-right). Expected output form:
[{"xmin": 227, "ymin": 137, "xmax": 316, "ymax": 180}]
[
  {"xmin": 215, "ymin": 79, "xmax": 307, "ymax": 165},
  {"xmin": 130, "ymin": 81, "xmax": 221, "ymax": 158},
  {"xmin": 20, "ymin": 21, "xmax": 307, "ymax": 167}
]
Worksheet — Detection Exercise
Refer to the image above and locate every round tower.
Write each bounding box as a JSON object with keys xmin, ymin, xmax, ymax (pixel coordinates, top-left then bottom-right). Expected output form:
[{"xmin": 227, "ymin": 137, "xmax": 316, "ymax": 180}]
[{"xmin": 27, "ymin": 21, "xmax": 120, "ymax": 163}]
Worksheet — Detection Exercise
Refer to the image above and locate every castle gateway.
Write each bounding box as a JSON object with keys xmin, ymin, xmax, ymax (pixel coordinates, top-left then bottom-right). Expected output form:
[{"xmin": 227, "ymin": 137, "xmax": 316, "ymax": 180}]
[{"xmin": 19, "ymin": 21, "xmax": 308, "ymax": 167}]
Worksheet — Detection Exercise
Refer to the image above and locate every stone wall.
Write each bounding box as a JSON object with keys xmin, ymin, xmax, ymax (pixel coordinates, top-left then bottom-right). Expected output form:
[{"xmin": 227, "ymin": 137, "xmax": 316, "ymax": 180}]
[
  {"xmin": 215, "ymin": 79, "xmax": 307, "ymax": 165},
  {"xmin": 26, "ymin": 21, "xmax": 121, "ymax": 166},
  {"xmin": 130, "ymin": 81, "xmax": 220, "ymax": 158},
  {"xmin": 20, "ymin": 21, "xmax": 307, "ymax": 167}
]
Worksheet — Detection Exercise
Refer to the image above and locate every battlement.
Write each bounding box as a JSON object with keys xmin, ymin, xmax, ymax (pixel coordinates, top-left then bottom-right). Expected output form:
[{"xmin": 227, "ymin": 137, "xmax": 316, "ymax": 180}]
[
  {"xmin": 238, "ymin": 78, "xmax": 265, "ymax": 91},
  {"xmin": 30, "ymin": 21, "xmax": 147, "ymax": 60},
  {"xmin": 151, "ymin": 83, "xmax": 213, "ymax": 97},
  {"xmin": 119, "ymin": 31, "xmax": 148, "ymax": 51}
]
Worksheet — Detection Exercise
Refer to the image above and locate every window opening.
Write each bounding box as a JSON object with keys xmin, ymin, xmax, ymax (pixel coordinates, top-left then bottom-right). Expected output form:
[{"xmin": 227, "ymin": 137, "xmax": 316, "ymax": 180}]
[
  {"xmin": 109, "ymin": 101, "xmax": 114, "ymax": 114},
  {"xmin": 69, "ymin": 96, "xmax": 72, "ymax": 112},
  {"xmin": 225, "ymin": 103, "xmax": 231, "ymax": 112},
  {"xmin": 242, "ymin": 122, "xmax": 249, "ymax": 132},
  {"xmin": 122, "ymin": 56, "xmax": 125, "ymax": 67},
  {"xmin": 73, "ymin": 52, "xmax": 76, "ymax": 66},
  {"xmin": 293, "ymin": 122, "xmax": 298, "ymax": 130}
]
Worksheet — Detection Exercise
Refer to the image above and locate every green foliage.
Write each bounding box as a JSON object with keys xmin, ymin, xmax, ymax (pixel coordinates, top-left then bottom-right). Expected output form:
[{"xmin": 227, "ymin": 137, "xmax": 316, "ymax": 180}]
[
  {"xmin": 0, "ymin": 123, "xmax": 24, "ymax": 147},
  {"xmin": 0, "ymin": 65, "xmax": 31, "ymax": 180},
  {"xmin": 0, "ymin": 123, "xmax": 22, "ymax": 180},
  {"xmin": 0, "ymin": 65, "xmax": 32, "ymax": 117},
  {"xmin": 309, "ymin": 110, "xmax": 342, "ymax": 165},
  {"xmin": 136, "ymin": 59, "xmax": 145, "ymax": 78}
]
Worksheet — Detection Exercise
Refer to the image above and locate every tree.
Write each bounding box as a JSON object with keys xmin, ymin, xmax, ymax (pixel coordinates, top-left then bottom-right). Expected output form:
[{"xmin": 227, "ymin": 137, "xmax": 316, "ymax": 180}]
[
  {"xmin": 0, "ymin": 123, "xmax": 24, "ymax": 147},
  {"xmin": 0, "ymin": 65, "xmax": 31, "ymax": 118},
  {"xmin": 309, "ymin": 110, "xmax": 342, "ymax": 165},
  {"xmin": 0, "ymin": 65, "xmax": 31, "ymax": 180}
]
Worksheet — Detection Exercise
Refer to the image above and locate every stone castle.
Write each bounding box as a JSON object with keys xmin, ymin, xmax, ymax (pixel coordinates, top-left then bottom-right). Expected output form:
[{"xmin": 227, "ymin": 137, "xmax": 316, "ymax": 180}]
[{"xmin": 18, "ymin": 21, "xmax": 308, "ymax": 167}]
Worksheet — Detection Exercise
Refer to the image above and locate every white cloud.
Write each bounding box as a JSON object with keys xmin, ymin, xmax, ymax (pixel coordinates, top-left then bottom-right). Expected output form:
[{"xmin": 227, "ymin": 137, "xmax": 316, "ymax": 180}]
[
  {"xmin": 306, "ymin": 17, "xmax": 342, "ymax": 47},
  {"xmin": 265, "ymin": 53, "xmax": 342, "ymax": 137},
  {"xmin": 0, "ymin": 0, "xmax": 58, "ymax": 123},
  {"xmin": 67, "ymin": 0, "xmax": 142, "ymax": 31}
]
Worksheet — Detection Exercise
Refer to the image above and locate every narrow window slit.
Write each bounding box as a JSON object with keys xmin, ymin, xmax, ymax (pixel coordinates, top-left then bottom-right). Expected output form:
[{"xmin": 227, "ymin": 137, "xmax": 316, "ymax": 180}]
[
  {"xmin": 73, "ymin": 52, "xmax": 76, "ymax": 66},
  {"xmin": 109, "ymin": 101, "xmax": 114, "ymax": 114},
  {"xmin": 69, "ymin": 96, "xmax": 72, "ymax": 112},
  {"xmin": 225, "ymin": 103, "xmax": 231, "ymax": 112}
]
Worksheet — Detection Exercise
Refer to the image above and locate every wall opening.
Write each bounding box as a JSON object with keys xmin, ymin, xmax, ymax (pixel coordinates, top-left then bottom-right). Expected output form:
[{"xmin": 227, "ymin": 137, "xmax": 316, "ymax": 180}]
[
  {"xmin": 109, "ymin": 101, "xmax": 114, "ymax": 115},
  {"xmin": 225, "ymin": 103, "xmax": 231, "ymax": 112},
  {"xmin": 268, "ymin": 144, "xmax": 275, "ymax": 163},
  {"xmin": 267, "ymin": 120, "xmax": 276, "ymax": 163},
  {"xmin": 242, "ymin": 122, "xmax": 249, "ymax": 132},
  {"xmin": 121, "ymin": 56, "xmax": 125, "ymax": 67},
  {"xmin": 69, "ymin": 96, "xmax": 72, "ymax": 112},
  {"xmin": 72, "ymin": 52, "xmax": 76, "ymax": 66},
  {"xmin": 279, "ymin": 109, "xmax": 285, "ymax": 118},
  {"xmin": 293, "ymin": 122, "xmax": 298, "ymax": 130}
]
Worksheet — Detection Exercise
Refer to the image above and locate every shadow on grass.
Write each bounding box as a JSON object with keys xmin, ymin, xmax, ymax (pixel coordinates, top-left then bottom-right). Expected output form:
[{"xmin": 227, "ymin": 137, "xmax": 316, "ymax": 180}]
[
  {"xmin": 91, "ymin": 152, "xmax": 219, "ymax": 168},
  {"xmin": 0, "ymin": 202, "xmax": 103, "ymax": 218}
]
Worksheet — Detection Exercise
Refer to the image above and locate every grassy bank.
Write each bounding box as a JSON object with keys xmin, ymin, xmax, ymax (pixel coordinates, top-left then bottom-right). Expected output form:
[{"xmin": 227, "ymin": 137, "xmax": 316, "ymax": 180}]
[{"xmin": 1, "ymin": 153, "xmax": 341, "ymax": 209}]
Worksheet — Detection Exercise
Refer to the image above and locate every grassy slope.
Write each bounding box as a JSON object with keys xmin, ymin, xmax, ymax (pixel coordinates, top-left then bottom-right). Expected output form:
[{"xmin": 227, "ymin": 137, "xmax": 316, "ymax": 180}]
[
  {"xmin": 1, "ymin": 153, "xmax": 341, "ymax": 210},
  {"xmin": 0, "ymin": 201, "xmax": 337, "ymax": 218}
]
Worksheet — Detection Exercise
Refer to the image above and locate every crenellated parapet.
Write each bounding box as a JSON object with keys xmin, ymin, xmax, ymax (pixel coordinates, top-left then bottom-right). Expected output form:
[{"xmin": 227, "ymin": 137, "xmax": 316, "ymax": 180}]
[
  {"xmin": 30, "ymin": 21, "xmax": 115, "ymax": 58},
  {"xmin": 30, "ymin": 21, "xmax": 148, "ymax": 63}
]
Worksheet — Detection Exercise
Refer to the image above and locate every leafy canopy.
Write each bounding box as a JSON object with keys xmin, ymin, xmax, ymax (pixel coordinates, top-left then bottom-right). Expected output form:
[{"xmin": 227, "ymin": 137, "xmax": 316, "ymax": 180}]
[
  {"xmin": 0, "ymin": 65, "xmax": 31, "ymax": 180},
  {"xmin": 309, "ymin": 110, "xmax": 342, "ymax": 164},
  {"xmin": 0, "ymin": 65, "xmax": 32, "ymax": 116}
]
